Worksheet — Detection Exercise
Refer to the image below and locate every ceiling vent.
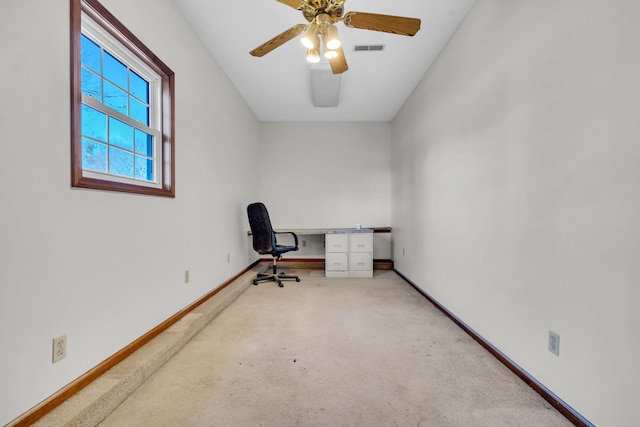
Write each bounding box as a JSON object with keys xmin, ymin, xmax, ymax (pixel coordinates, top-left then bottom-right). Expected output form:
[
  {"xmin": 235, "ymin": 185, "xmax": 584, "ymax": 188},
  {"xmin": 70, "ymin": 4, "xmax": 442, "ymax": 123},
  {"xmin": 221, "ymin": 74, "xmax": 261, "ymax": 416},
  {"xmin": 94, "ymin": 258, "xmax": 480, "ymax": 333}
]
[{"xmin": 353, "ymin": 44, "xmax": 385, "ymax": 52}]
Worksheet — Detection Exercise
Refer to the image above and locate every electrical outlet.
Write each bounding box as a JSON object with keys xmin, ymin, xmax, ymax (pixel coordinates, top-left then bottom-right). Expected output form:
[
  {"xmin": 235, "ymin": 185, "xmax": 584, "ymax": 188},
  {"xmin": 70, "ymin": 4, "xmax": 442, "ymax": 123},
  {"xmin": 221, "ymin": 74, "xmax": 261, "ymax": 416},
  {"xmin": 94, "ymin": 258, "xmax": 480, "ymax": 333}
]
[
  {"xmin": 302, "ymin": 240, "xmax": 307, "ymax": 247},
  {"xmin": 227, "ymin": 253, "xmax": 230, "ymax": 263},
  {"xmin": 184, "ymin": 270, "xmax": 190, "ymax": 284},
  {"xmin": 548, "ymin": 331, "xmax": 560, "ymax": 356},
  {"xmin": 52, "ymin": 334, "xmax": 67, "ymax": 363}
]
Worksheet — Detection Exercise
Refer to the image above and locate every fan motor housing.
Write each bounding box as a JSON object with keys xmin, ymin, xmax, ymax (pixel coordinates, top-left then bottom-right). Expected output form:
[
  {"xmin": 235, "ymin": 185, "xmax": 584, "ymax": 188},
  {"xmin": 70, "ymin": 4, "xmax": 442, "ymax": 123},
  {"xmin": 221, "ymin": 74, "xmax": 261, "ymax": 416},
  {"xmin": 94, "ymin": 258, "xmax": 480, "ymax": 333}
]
[
  {"xmin": 308, "ymin": 0, "xmax": 328, "ymax": 10},
  {"xmin": 303, "ymin": 1, "xmax": 344, "ymax": 22}
]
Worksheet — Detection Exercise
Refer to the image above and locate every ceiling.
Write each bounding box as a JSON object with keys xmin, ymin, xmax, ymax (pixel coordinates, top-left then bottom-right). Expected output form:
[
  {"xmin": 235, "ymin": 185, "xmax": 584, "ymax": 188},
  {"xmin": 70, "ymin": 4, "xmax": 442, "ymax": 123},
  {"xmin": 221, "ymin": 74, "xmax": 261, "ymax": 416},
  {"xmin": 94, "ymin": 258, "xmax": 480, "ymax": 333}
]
[{"xmin": 173, "ymin": 0, "xmax": 477, "ymax": 122}]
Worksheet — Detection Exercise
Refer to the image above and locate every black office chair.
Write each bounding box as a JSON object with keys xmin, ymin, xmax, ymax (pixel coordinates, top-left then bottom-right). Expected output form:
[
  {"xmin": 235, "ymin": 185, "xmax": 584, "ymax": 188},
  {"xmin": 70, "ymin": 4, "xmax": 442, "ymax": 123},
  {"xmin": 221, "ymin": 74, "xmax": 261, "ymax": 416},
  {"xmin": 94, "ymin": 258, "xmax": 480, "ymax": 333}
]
[{"xmin": 247, "ymin": 202, "xmax": 301, "ymax": 287}]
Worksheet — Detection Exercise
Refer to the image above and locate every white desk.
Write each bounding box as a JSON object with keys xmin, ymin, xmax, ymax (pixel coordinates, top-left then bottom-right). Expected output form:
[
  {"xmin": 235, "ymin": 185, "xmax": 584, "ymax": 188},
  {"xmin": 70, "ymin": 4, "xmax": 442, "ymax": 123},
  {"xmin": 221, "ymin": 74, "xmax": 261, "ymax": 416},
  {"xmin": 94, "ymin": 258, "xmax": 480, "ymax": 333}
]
[
  {"xmin": 248, "ymin": 227, "xmax": 392, "ymax": 278},
  {"xmin": 274, "ymin": 228, "xmax": 374, "ymax": 278}
]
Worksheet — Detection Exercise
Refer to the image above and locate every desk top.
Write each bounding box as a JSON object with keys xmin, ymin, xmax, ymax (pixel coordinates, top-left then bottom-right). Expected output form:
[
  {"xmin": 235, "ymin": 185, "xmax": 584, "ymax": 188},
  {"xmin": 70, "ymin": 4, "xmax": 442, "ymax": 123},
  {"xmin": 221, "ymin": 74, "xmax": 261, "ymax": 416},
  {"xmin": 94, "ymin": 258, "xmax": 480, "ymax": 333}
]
[
  {"xmin": 247, "ymin": 227, "xmax": 391, "ymax": 236},
  {"xmin": 276, "ymin": 227, "xmax": 373, "ymax": 235}
]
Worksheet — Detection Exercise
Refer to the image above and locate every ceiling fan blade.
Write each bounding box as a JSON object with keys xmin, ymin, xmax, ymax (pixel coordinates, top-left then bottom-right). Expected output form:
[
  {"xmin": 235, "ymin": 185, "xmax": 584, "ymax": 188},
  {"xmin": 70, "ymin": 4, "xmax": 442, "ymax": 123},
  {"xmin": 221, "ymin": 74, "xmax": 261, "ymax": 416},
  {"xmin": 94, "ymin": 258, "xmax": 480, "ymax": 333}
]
[
  {"xmin": 343, "ymin": 12, "xmax": 421, "ymax": 36},
  {"xmin": 329, "ymin": 46, "xmax": 348, "ymax": 74},
  {"xmin": 276, "ymin": 0, "xmax": 307, "ymax": 10},
  {"xmin": 250, "ymin": 24, "xmax": 307, "ymax": 57}
]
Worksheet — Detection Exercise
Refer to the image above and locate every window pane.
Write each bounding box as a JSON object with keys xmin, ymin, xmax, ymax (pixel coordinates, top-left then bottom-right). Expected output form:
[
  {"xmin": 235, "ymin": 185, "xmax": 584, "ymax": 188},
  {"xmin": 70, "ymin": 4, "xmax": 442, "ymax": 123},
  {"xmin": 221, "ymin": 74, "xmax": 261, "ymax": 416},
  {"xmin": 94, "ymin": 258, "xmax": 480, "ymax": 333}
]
[
  {"xmin": 82, "ymin": 138, "xmax": 107, "ymax": 172},
  {"xmin": 81, "ymin": 104, "xmax": 107, "ymax": 142},
  {"xmin": 103, "ymin": 81, "xmax": 128, "ymax": 115},
  {"xmin": 103, "ymin": 51, "xmax": 128, "ymax": 90},
  {"xmin": 81, "ymin": 67, "xmax": 101, "ymax": 100},
  {"xmin": 109, "ymin": 146, "xmax": 134, "ymax": 177},
  {"xmin": 134, "ymin": 129, "xmax": 153, "ymax": 156},
  {"xmin": 135, "ymin": 155, "xmax": 154, "ymax": 181},
  {"xmin": 130, "ymin": 97, "xmax": 149, "ymax": 125},
  {"xmin": 109, "ymin": 117, "xmax": 133, "ymax": 151},
  {"xmin": 130, "ymin": 71, "xmax": 149, "ymax": 103},
  {"xmin": 81, "ymin": 34, "xmax": 101, "ymax": 73}
]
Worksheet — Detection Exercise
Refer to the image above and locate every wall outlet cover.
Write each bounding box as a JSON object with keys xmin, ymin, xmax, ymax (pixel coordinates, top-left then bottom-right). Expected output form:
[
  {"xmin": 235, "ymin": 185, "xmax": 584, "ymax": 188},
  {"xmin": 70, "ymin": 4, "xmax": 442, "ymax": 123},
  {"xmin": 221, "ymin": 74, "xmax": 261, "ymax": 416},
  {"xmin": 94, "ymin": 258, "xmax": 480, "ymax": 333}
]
[
  {"xmin": 548, "ymin": 330, "xmax": 560, "ymax": 356},
  {"xmin": 52, "ymin": 334, "xmax": 67, "ymax": 363}
]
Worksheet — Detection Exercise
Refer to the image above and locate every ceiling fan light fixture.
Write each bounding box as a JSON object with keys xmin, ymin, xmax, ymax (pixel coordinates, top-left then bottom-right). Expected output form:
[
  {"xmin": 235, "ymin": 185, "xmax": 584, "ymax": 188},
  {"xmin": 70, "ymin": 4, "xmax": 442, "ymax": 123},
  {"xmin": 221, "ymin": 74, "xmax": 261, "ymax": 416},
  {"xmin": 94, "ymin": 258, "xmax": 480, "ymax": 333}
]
[
  {"xmin": 249, "ymin": 1, "xmax": 421, "ymax": 75},
  {"xmin": 306, "ymin": 47, "xmax": 321, "ymax": 63},
  {"xmin": 324, "ymin": 24, "xmax": 341, "ymax": 50},
  {"xmin": 300, "ymin": 24, "xmax": 320, "ymax": 49}
]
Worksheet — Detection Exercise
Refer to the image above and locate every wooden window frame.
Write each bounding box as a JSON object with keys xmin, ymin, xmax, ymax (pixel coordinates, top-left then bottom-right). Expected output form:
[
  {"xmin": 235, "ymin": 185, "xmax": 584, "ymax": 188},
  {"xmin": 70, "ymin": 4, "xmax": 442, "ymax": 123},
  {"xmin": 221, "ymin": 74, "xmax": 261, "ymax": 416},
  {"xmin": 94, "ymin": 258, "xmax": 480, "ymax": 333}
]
[{"xmin": 70, "ymin": 0, "xmax": 175, "ymax": 197}]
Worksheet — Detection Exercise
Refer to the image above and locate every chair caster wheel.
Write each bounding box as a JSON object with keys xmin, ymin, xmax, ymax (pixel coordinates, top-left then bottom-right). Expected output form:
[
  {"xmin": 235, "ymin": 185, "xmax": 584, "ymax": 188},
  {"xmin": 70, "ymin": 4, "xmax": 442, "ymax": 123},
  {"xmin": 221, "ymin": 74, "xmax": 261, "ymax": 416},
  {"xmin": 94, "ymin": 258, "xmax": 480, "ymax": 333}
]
[
  {"xmin": 296, "ymin": 278, "xmax": 301, "ymax": 282},
  {"xmin": 278, "ymin": 282, "xmax": 284, "ymax": 288},
  {"xmin": 253, "ymin": 280, "xmax": 259, "ymax": 285}
]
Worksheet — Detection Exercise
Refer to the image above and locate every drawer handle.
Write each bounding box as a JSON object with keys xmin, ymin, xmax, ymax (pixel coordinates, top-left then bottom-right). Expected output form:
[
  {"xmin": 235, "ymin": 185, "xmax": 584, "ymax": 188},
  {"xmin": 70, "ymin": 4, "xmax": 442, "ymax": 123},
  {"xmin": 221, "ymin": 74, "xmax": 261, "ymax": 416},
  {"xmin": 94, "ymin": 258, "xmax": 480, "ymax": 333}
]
[
  {"xmin": 357, "ymin": 244, "xmax": 365, "ymax": 248},
  {"xmin": 357, "ymin": 262, "xmax": 365, "ymax": 266}
]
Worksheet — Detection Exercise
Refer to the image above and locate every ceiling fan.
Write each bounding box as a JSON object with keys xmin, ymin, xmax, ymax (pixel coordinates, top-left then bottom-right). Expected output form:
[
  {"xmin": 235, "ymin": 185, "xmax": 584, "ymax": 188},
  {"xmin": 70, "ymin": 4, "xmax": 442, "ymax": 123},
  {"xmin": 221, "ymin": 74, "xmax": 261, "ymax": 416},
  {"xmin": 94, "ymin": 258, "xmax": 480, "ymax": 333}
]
[{"xmin": 250, "ymin": 0, "xmax": 421, "ymax": 74}]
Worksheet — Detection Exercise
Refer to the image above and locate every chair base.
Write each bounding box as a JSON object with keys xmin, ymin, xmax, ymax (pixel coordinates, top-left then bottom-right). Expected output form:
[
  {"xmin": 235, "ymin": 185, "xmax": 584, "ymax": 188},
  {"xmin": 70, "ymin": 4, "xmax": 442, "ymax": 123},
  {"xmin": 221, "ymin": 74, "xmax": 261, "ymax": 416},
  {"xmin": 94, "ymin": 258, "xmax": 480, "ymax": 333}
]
[
  {"xmin": 253, "ymin": 258, "xmax": 300, "ymax": 288},
  {"xmin": 253, "ymin": 271, "xmax": 301, "ymax": 288}
]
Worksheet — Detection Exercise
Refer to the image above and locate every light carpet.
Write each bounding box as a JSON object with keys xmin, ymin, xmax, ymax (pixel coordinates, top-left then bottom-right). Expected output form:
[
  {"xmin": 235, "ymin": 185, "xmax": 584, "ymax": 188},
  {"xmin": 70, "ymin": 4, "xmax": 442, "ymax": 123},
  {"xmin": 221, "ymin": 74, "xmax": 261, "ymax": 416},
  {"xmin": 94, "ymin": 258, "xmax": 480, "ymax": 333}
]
[{"xmin": 96, "ymin": 269, "xmax": 571, "ymax": 426}]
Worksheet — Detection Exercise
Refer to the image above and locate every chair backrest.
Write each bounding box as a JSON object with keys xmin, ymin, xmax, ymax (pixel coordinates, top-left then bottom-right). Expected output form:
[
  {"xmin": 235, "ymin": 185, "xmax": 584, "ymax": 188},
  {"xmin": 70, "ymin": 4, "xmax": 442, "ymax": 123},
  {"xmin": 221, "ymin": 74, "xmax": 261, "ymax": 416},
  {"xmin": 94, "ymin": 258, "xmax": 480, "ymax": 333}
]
[{"xmin": 247, "ymin": 202, "xmax": 274, "ymax": 255}]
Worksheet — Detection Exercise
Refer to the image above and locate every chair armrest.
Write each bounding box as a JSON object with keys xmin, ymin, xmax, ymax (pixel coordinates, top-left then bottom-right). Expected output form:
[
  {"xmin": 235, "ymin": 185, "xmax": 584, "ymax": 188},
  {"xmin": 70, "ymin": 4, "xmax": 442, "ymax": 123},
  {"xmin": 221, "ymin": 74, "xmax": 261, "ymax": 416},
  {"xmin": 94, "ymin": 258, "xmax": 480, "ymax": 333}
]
[{"xmin": 273, "ymin": 231, "xmax": 299, "ymax": 248}]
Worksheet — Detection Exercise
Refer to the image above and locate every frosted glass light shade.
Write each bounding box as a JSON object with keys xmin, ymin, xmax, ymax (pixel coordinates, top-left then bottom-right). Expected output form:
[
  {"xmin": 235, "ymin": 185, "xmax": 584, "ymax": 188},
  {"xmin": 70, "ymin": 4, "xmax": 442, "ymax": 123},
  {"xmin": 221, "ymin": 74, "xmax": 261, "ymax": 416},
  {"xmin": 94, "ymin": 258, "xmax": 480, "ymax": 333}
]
[
  {"xmin": 306, "ymin": 48, "xmax": 320, "ymax": 63},
  {"xmin": 325, "ymin": 25, "xmax": 341, "ymax": 50},
  {"xmin": 301, "ymin": 24, "xmax": 320, "ymax": 49}
]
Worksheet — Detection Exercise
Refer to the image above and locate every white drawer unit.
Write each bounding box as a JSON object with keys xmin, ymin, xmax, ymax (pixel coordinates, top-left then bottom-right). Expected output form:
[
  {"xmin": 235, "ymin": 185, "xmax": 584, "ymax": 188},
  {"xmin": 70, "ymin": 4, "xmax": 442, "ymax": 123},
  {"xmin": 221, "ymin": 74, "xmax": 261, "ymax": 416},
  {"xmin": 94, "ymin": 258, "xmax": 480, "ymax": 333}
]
[
  {"xmin": 325, "ymin": 231, "xmax": 373, "ymax": 278},
  {"xmin": 326, "ymin": 252, "xmax": 349, "ymax": 277},
  {"xmin": 350, "ymin": 233, "xmax": 373, "ymax": 253},
  {"xmin": 326, "ymin": 233, "xmax": 348, "ymax": 253},
  {"xmin": 349, "ymin": 252, "xmax": 373, "ymax": 275},
  {"xmin": 325, "ymin": 234, "xmax": 349, "ymax": 277}
]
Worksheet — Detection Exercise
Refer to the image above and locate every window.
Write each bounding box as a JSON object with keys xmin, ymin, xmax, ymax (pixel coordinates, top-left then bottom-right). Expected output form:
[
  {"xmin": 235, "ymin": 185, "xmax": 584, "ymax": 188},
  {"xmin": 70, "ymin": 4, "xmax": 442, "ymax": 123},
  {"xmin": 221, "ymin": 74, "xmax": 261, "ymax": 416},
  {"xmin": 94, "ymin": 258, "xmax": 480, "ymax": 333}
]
[{"xmin": 71, "ymin": 0, "xmax": 175, "ymax": 197}]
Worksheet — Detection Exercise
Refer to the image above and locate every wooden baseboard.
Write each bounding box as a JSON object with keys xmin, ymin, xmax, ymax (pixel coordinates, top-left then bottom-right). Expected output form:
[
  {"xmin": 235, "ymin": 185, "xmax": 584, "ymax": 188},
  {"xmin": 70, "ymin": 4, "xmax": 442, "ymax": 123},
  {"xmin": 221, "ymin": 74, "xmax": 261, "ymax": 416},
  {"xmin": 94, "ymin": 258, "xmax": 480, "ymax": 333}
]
[
  {"xmin": 265, "ymin": 258, "xmax": 394, "ymax": 271},
  {"xmin": 9, "ymin": 261, "xmax": 260, "ymax": 427},
  {"xmin": 393, "ymin": 269, "xmax": 593, "ymax": 427}
]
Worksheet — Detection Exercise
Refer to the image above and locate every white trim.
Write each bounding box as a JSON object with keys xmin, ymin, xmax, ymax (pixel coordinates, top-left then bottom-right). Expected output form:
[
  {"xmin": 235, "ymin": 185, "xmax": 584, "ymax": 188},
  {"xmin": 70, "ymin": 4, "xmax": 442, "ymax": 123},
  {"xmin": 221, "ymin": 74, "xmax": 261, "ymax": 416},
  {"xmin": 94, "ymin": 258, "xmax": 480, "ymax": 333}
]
[
  {"xmin": 82, "ymin": 96, "xmax": 158, "ymax": 137},
  {"xmin": 80, "ymin": 11, "xmax": 163, "ymax": 189},
  {"xmin": 82, "ymin": 168, "xmax": 159, "ymax": 187}
]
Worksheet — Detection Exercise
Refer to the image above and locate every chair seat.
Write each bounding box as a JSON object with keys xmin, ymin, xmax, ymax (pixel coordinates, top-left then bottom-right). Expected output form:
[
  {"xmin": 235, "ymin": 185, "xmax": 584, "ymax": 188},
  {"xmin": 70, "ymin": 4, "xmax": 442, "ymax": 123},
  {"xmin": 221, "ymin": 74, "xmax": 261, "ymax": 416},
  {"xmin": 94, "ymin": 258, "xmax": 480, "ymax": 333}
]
[{"xmin": 274, "ymin": 244, "xmax": 297, "ymax": 252}]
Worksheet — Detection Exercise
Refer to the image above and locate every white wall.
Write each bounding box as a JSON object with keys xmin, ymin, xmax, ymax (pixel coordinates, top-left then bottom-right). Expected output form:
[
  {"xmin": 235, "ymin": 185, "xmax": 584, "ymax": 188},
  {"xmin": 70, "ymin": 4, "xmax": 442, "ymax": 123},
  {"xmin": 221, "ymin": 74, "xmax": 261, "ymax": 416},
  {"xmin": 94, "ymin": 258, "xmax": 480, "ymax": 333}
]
[
  {"xmin": 257, "ymin": 122, "xmax": 392, "ymax": 258},
  {"xmin": 391, "ymin": 1, "xmax": 640, "ymax": 425},
  {"xmin": 0, "ymin": 0, "xmax": 259, "ymax": 424}
]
